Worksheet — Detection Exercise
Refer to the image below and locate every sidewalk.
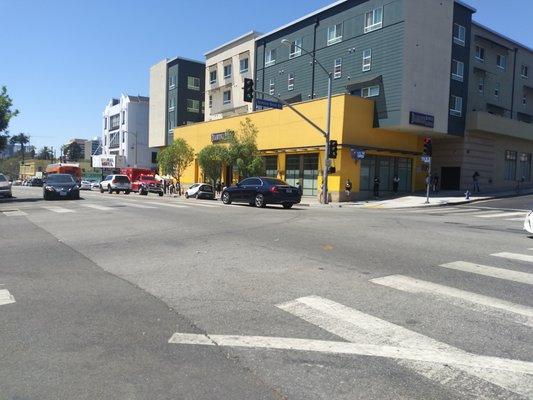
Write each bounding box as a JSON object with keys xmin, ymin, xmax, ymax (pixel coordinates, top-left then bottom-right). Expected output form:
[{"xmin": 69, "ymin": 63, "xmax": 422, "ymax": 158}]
[{"xmin": 299, "ymin": 187, "xmax": 533, "ymax": 209}]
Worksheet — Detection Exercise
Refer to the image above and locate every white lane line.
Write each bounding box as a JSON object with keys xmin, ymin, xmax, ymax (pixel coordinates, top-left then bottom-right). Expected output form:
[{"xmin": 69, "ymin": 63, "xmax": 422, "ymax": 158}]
[
  {"xmin": 149, "ymin": 201, "xmax": 188, "ymax": 209},
  {"xmin": 119, "ymin": 202, "xmax": 156, "ymax": 209},
  {"xmin": 492, "ymin": 252, "xmax": 533, "ymax": 264},
  {"xmin": 44, "ymin": 206, "xmax": 75, "ymax": 213},
  {"xmin": 278, "ymin": 296, "xmax": 533, "ymax": 399},
  {"xmin": 2, "ymin": 210, "xmax": 27, "ymax": 217},
  {"xmin": 425, "ymin": 208, "xmax": 481, "ymax": 214},
  {"xmin": 168, "ymin": 333, "xmax": 533, "ymax": 375},
  {"xmin": 439, "ymin": 261, "xmax": 533, "ymax": 285},
  {"xmin": 0, "ymin": 289, "xmax": 16, "ymax": 306},
  {"xmin": 476, "ymin": 212, "xmax": 527, "ymax": 219},
  {"xmin": 80, "ymin": 203, "xmax": 114, "ymax": 211},
  {"xmin": 506, "ymin": 218, "xmax": 525, "ymax": 221},
  {"xmin": 371, "ymin": 275, "xmax": 533, "ymax": 328},
  {"xmin": 184, "ymin": 202, "xmax": 220, "ymax": 208}
]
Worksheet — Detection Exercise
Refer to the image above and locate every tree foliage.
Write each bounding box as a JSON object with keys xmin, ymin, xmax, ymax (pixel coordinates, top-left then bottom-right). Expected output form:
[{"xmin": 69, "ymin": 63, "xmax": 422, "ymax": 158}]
[
  {"xmin": 157, "ymin": 138, "xmax": 195, "ymax": 189},
  {"xmin": 37, "ymin": 146, "xmax": 54, "ymax": 160},
  {"xmin": 63, "ymin": 142, "xmax": 82, "ymax": 161},
  {"xmin": 9, "ymin": 132, "xmax": 30, "ymax": 162},
  {"xmin": 198, "ymin": 144, "xmax": 229, "ymax": 186},
  {"xmin": 0, "ymin": 157, "xmax": 20, "ymax": 180},
  {"xmin": 0, "ymin": 86, "xmax": 19, "ymax": 136},
  {"xmin": 227, "ymin": 118, "xmax": 264, "ymax": 180}
]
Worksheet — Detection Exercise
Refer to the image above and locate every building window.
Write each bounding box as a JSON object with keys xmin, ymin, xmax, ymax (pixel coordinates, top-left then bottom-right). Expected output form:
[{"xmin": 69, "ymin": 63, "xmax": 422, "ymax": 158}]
[
  {"xmin": 151, "ymin": 152, "xmax": 157, "ymax": 164},
  {"xmin": 223, "ymin": 63, "xmax": 232, "ymax": 79},
  {"xmin": 223, "ymin": 90, "xmax": 231, "ymax": 105},
  {"xmin": 362, "ymin": 85, "xmax": 380, "ymax": 98},
  {"xmin": 327, "ymin": 23, "xmax": 343, "ymax": 45},
  {"xmin": 450, "ymin": 95, "xmax": 463, "ymax": 116},
  {"xmin": 497, "ymin": 54, "xmax": 506, "ymax": 70},
  {"xmin": 451, "ymin": 59, "xmax": 464, "ymax": 82},
  {"xmin": 265, "ymin": 49, "xmax": 277, "ymax": 67},
  {"xmin": 494, "ymin": 82, "xmax": 500, "ymax": 98},
  {"xmin": 520, "ymin": 153, "xmax": 531, "ymax": 181},
  {"xmin": 209, "ymin": 69, "xmax": 217, "ymax": 84},
  {"xmin": 187, "ymin": 99, "xmax": 200, "ymax": 113},
  {"xmin": 110, "ymin": 114, "xmax": 120, "ymax": 130},
  {"xmin": 187, "ymin": 76, "xmax": 201, "ymax": 90},
  {"xmin": 478, "ymin": 77, "xmax": 484, "ymax": 94},
  {"xmin": 122, "ymin": 111, "xmax": 125, "ymax": 125},
  {"xmin": 475, "ymin": 45, "xmax": 485, "ymax": 61},
  {"xmin": 288, "ymin": 73, "xmax": 294, "ymax": 91},
  {"xmin": 504, "ymin": 150, "xmax": 517, "ymax": 181},
  {"xmin": 209, "ymin": 95, "xmax": 213, "ymax": 109},
  {"xmin": 333, "ymin": 58, "xmax": 342, "ymax": 79},
  {"xmin": 104, "ymin": 117, "xmax": 107, "ymax": 129},
  {"xmin": 453, "ymin": 23, "xmax": 465, "ymax": 46},
  {"xmin": 289, "ymin": 39, "xmax": 302, "ymax": 58},
  {"xmin": 362, "ymin": 49, "xmax": 372, "ymax": 72},
  {"xmin": 521, "ymin": 65, "xmax": 529, "ymax": 78},
  {"xmin": 240, "ymin": 58, "xmax": 249, "ymax": 73},
  {"xmin": 168, "ymin": 97, "xmax": 175, "ymax": 111},
  {"xmin": 169, "ymin": 75, "xmax": 176, "ymax": 89},
  {"xmin": 122, "ymin": 132, "xmax": 125, "ymax": 143},
  {"xmin": 269, "ymin": 79, "xmax": 275, "ymax": 95},
  {"xmin": 364, "ymin": 8, "xmax": 383, "ymax": 33}
]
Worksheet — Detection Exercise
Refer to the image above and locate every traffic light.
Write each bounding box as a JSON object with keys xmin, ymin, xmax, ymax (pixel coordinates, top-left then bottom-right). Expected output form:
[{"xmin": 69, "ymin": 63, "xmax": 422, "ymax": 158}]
[
  {"xmin": 243, "ymin": 78, "xmax": 254, "ymax": 103},
  {"xmin": 328, "ymin": 140, "xmax": 338, "ymax": 159},
  {"xmin": 423, "ymin": 137, "xmax": 433, "ymax": 157}
]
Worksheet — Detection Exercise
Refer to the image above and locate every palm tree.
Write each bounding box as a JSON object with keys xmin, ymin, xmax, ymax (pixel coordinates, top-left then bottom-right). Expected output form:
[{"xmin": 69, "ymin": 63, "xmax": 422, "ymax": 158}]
[
  {"xmin": 9, "ymin": 132, "xmax": 30, "ymax": 162},
  {"xmin": 37, "ymin": 146, "xmax": 53, "ymax": 160}
]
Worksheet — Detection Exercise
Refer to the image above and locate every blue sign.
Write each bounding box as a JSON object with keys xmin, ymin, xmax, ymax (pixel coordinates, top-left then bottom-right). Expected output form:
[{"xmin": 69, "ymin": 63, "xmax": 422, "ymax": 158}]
[
  {"xmin": 421, "ymin": 156, "xmax": 432, "ymax": 164},
  {"xmin": 256, "ymin": 98, "xmax": 283, "ymax": 110},
  {"xmin": 350, "ymin": 148, "xmax": 366, "ymax": 160}
]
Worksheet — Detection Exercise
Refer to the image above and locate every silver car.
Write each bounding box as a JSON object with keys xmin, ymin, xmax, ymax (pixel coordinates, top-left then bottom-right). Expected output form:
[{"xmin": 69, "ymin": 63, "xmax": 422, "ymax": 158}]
[{"xmin": 0, "ymin": 174, "xmax": 12, "ymax": 198}]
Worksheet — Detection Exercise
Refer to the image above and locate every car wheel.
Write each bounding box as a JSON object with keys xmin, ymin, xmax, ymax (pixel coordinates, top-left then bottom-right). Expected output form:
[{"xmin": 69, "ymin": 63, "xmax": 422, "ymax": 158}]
[
  {"xmin": 125, "ymin": 190, "xmax": 130, "ymax": 195},
  {"xmin": 108, "ymin": 185, "xmax": 113, "ymax": 194},
  {"xmin": 221, "ymin": 192, "xmax": 231, "ymax": 205},
  {"xmin": 282, "ymin": 203, "xmax": 293, "ymax": 209},
  {"xmin": 185, "ymin": 193, "xmax": 189, "ymax": 199},
  {"xmin": 158, "ymin": 191, "xmax": 163, "ymax": 197},
  {"xmin": 116, "ymin": 190, "xmax": 120, "ymax": 194},
  {"xmin": 254, "ymin": 194, "xmax": 266, "ymax": 208},
  {"xmin": 100, "ymin": 185, "xmax": 104, "ymax": 193}
]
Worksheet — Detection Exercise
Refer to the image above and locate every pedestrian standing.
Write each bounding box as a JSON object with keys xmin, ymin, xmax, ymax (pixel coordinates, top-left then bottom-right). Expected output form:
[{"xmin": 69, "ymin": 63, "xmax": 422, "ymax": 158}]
[
  {"xmin": 176, "ymin": 182, "xmax": 181, "ymax": 196},
  {"xmin": 216, "ymin": 181, "xmax": 222, "ymax": 196},
  {"xmin": 472, "ymin": 171, "xmax": 480, "ymax": 193},
  {"xmin": 373, "ymin": 176, "xmax": 380, "ymax": 198},
  {"xmin": 344, "ymin": 179, "xmax": 352, "ymax": 201},
  {"xmin": 296, "ymin": 181, "xmax": 303, "ymax": 196},
  {"xmin": 392, "ymin": 175, "xmax": 400, "ymax": 193},
  {"xmin": 432, "ymin": 174, "xmax": 439, "ymax": 193},
  {"xmin": 163, "ymin": 179, "xmax": 168, "ymax": 194}
]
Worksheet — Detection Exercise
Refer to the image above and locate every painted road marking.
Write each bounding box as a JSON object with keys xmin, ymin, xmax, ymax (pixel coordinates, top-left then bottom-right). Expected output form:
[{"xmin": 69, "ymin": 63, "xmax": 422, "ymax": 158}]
[
  {"xmin": 2, "ymin": 210, "xmax": 27, "ymax": 217},
  {"xmin": 184, "ymin": 202, "xmax": 220, "ymax": 208},
  {"xmin": 439, "ymin": 261, "xmax": 533, "ymax": 285},
  {"xmin": 492, "ymin": 252, "xmax": 533, "ymax": 263},
  {"xmin": 278, "ymin": 296, "xmax": 533, "ymax": 399},
  {"xmin": 371, "ymin": 275, "xmax": 533, "ymax": 328},
  {"xmin": 424, "ymin": 208, "xmax": 481, "ymax": 214},
  {"xmin": 150, "ymin": 202, "xmax": 188, "ymax": 209},
  {"xmin": 476, "ymin": 212, "xmax": 527, "ymax": 219},
  {"xmin": 120, "ymin": 202, "xmax": 156, "ymax": 209},
  {"xmin": 506, "ymin": 218, "xmax": 525, "ymax": 221},
  {"xmin": 44, "ymin": 206, "xmax": 75, "ymax": 213},
  {"xmin": 0, "ymin": 289, "xmax": 16, "ymax": 306},
  {"xmin": 80, "ymin": 203, "xmax": 114, "ymax": 211}
]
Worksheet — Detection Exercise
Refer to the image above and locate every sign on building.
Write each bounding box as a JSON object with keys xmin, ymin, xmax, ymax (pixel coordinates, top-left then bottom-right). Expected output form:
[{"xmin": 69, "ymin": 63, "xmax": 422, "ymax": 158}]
[
  {"xmin": 409, "ymin": 112, "xmax": 435, "ymax": 128},
  {"xmin": 350, "ymin": 148, "xmax": 366, "ymax": 160}
]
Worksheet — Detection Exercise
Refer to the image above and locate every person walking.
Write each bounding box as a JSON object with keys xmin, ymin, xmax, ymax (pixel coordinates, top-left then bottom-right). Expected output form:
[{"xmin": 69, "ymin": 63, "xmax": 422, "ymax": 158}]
[
  {"xmin": 373, "ymin": 176, "xmax": 381, "ymax": 198},
  {"xmin": 344, "ymin": 179, "xmax": 352, "ymax": 201},
  {"xmin": 472, "ymin": 171, "xmax": 480, "ymax": 193},
  {"xmin": 392, "ymin": 175, "xmax": 400, "ymax": 194},
  {"xmin": 432, "ymin": 174, "xmax": 439, "ymax": 193}
]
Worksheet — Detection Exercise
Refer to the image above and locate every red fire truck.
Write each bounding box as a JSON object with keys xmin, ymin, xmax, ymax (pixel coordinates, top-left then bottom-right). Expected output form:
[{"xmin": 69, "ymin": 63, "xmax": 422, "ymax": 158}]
[{"xmin": 120, "ymin": 168, "xmax": 163, "ymax": 196}]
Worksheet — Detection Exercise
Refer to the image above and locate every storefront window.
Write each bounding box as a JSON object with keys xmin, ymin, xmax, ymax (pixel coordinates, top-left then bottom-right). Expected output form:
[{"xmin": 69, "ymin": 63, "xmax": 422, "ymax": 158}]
[
  {"xmin": 359, "ymin": 155, "xmax": 412, "ymax": 192},
  {"xmin": 285, "ymin": 153, "xmax": 319, "ymax": 196},
  {"xmin": 504, "ymin": 150, "xmax": 517, "ymax": 181},
  {"xmin": 519, "ymin": 153, "xmax": 531, "ymax": 181},
  {"xmin": 263, "ymin": 156, "xmax": 278, "ymax": 178}
]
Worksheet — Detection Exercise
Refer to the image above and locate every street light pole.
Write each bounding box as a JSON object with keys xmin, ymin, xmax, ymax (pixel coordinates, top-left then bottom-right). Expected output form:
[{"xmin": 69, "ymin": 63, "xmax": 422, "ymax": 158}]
[{"xmin": 281, "ymin": 39, "xmax": 332, "ymax": 204}]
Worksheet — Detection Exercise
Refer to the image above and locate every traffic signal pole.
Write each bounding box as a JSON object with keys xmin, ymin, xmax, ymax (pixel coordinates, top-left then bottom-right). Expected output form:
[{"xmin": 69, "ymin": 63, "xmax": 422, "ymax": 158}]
[{"xmin": 425, "ymin": 158, "xmax": 431, "ymax": 204}]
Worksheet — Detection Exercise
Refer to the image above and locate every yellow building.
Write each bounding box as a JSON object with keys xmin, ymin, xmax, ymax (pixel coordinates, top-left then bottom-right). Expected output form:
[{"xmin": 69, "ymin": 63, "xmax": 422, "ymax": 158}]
[
  {"xmin": 174, "ymin": 94, "xmax": 428, "ymax": 201},
  {"xmin": 19, "ymin": 159, "xmax": 50, "ymax": 180}
]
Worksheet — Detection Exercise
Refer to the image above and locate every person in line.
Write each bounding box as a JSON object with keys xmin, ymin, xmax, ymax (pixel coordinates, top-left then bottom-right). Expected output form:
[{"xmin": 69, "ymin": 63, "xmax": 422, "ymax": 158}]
[
  {"xmin": 472, "ymin": 171, "xmax": 480, "ymax": 193},
  {"xmin": 345, "ymin": 179, "xmax": 352, "ymax": 201},
  {"xmin": 373, "ymin": 176, "xmax": 380, "ymax": 198},
  {"xmin": 392, "ymin": 175, "xmax": 400, "ymax": 194}
]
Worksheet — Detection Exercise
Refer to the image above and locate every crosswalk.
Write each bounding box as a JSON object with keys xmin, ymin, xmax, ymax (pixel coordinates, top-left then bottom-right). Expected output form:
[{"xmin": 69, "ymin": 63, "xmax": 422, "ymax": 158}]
[
  {"xmin": 169, "ymin": 248, "xmax": 533, "ymax": 399},
  {"xmin": 0, "ymin": 288, "xmax": 16, "ymax": 306},
  {"xmin": 407, "ymin": 206, "xmax": 529, "ymax": 223}
]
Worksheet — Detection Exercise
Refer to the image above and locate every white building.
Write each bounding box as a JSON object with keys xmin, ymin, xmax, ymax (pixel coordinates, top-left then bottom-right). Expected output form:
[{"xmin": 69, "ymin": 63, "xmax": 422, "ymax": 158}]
[
  {"xmin": 101, "ymin": 94, "xmax": 157, "ymax": 169},
  {"xmin": 205, "ymin": 31, "xmax": 261, "ymax": 121}
]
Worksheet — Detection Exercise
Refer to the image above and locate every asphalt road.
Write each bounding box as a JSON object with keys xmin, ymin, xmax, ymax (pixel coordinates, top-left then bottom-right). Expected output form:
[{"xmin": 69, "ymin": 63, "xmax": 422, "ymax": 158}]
[{"xmin": 1, "ymin": 186, "xmax": 532, "ymax": 400}]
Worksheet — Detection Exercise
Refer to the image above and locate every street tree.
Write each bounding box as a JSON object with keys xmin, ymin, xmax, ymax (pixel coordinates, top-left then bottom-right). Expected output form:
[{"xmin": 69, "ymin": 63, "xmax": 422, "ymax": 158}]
[
  {"xmin": 9, "ymin": 132, "xmax": 30, "ymax": 163},
  {"xmin": 227, "ymin": 118, "xmax": 264, "ymax": 180},
  {"xmin": 197, "ymin": 144, "xmax": 229, "ymax": 186},
  {"xmin": 37, "ymin": 146, "xmax": 54, "ymax": 160},
  {"xmin": 0, "ymin": 157, "xmax": 21, "ymax": 180},
  {"xmin": 64, "ymin": 142, "xmax": 82, "ymax": 161},
  {"xmin": 0, "ymin": 86, "xmax": 19, "ymax": 152},
  {"xmin": 157, "ymin": 138, "xmax": 195, "ymax": 194}
]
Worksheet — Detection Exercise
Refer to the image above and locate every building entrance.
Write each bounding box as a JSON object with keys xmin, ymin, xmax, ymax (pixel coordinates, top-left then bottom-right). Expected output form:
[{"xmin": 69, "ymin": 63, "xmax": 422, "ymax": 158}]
[
  {"xmin": 285, "ymin": 153, "xmax": 319, "ymax": 196},
  {"xmin": 360, "ymin": 155, "xmax": 412, "ymax": 193}
]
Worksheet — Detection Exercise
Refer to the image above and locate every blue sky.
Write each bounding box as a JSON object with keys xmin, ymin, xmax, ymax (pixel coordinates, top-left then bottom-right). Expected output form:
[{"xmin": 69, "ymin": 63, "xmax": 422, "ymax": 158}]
[{"xmin": 1, "ymin": 0, "xmax": 532, "ymax": 154}]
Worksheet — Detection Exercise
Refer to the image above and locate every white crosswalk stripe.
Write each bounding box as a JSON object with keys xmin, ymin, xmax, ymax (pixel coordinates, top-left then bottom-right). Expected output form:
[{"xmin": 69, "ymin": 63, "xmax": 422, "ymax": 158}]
[
  {"xmin": 79, "ymin": 203, "xmax": 114, "ymax": 211},
  {"xmin": 371, "ymin": 275, "xmax": 533, "ymax": 328},
  {"xmin": 119, "ymin": 202, "xmax": 156, "ymax": 209},
  {"xmin": 439, "ymin": 261, "xmax": 533, "ymax": 285},
  {"xmin": 492, "ymin": 252, "xmax": 533, "ymax": 263},
  {"xmin": 149, "ymin": 201, "xmax": 188, "ymax": 209},
  {"xmin": 0, "ymin": 289, "xmax": 16, "ymax": 306},
  {"xmin": 184, "ymin": 202, "xmax": 220, "ymax": 208},
  {"xmin": 476, "ymin": 212, "xmax": 527, "ymax": 219},
  {"xmin": 44, "ymin": 206, "xmax": 75, "ymax": 213},
  {"xmin": 2, "ymin": 210, "xmax": 27, "ymax": 217}
]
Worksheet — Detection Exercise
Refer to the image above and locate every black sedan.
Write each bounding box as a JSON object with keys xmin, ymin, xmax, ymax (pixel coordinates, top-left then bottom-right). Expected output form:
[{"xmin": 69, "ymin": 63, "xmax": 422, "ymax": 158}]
[
  {"xmin": 221, "ymin": 177, "xmax": 301, "ymax": 209},
  {"xmin": 43, "ymin": 174, "xmax": 80, "ymax": 200}
]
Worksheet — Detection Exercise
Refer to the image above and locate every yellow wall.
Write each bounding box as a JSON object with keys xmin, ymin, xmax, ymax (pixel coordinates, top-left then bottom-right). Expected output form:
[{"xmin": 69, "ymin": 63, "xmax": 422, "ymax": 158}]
[
  {"xmin": 19, "ymin": 159, "xmax": 50, "ymax": 180},
  {"xmin": 174, "ymin": 94, "xmax": 426, "ymax": 200}
]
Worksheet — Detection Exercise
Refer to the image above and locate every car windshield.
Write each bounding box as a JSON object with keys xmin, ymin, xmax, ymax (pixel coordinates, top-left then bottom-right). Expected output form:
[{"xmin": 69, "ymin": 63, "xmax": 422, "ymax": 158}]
[
  {"xmin": 47, "ymin": 174, "xmax": 75, "ymax": 184},
  {"xmin": 115, "ymin": 176, "xmax": 130, "ymax": 183},
  {"xmin": 190, "ymin": 184, "xmax": 200, "ymax": 189},
  {"xmin": 262, "ymin": 178, "xmax": 288, "ymax": 186},
  {"xmin": 0, "ymin": 174, "xmax": 6, "ymax": 182}
]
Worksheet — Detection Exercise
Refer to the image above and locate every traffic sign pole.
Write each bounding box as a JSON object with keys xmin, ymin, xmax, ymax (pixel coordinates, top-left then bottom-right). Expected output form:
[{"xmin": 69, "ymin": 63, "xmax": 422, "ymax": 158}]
[{"xmin": 425, "ymin": 158, "xmax": 432, "ymax": 204}]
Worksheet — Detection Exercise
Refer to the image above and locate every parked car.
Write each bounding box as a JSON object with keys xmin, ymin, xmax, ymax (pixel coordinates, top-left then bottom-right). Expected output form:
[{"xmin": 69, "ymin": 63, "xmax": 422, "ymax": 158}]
[
  {"xmin": 12, "ymin": 180, "xmax": 22, "ymax": 186},
  {"xmin": 132, "ymin": 175, "xmax": 164, "ymax": 196},
  {"xmin": 221, "ymin": 177, "xmax": 301, "ymax": 209},
  {"xmin": 185, "ymin": 183, "xmax": 215, "ymax": 200},
  {"xmin": 90, "ymin": 180, "xmax": 100, "ymax": 190},
  {"xmin": 43, "ymin": 174, "xmax": 80, "ymax": 200},
  {"xmin": 79, "ymin": 180, "xmax": 93, "ymax": 190},
  {"xmin": 99, "ymin": 174, "xmax": 131, "ymax": 194},
  {"xmin": 0, "ymin": 173, "xmax": 12, "ymax": 198}
]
